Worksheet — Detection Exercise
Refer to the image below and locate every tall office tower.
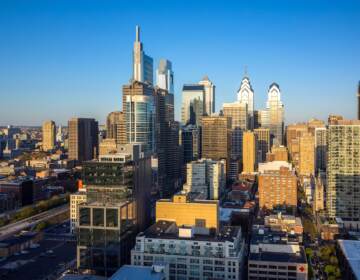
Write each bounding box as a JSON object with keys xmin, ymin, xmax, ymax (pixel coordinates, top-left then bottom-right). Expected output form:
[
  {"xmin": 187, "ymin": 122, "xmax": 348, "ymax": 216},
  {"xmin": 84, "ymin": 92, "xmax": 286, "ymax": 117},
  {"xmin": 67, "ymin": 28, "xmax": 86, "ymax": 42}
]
[
  {"xmin": 106, "ymin": 111, "xmax": 126, "ymax": 145},
  {"xmin": 180, "ymin": 124, "xmax": 201, "ymax": 164},
  {"xmin": 263, "ymin": 83, "xmax": 284, "ymax": 145},
  {"xmin": 56, "ymin": 125, "xmax": 64, "ymax": 143},
  {"xmin": 154, "ymin": 87, "xmax": 182, "ymax": 198},
  {"xmin": 253, "ymin": 110, "xmax": 261, "ymax": 129},
  {"xmin": 122, "ymin": 81, "xmax": 155, "ymax": 154},
  {"xmin": 132, "ymin": 193, "xmax": 245, "ymax": 280},
  {"xmin": 156, "ymin": 59, "xmax": 174, "ymax": 94},
  {"xmin": 358, "ymin": 81, "xmax": 360, "ymax": 120},
  {"xmin": 202, "ymin": 115, "xmax": 231, "ymax": 162},
  {"xmin": 133, "ymin": 25, "xmax": 153, "ymax": 84},
  {"xmin": 181, "ymin": 84, "xmax": 205, "ymax": 126},
  {"xmin": 68, "ymin": 118, "xmax": 99, "ymax": 162},
  {"xmin": 199, "ymin": 76, "xmax": 215, "ymax": 116},
  {"xmin": 237, "ymin": 75, "xmax": 254, "ymax": 129},
  {"xmin": 299, "ymin": 133, "xmax": 315, "ymax": 176},
  {"xmin": 327, "ymin": 119, "xmax": 360, "ymax": 222},
  {"xmin": 259, "ymin": 167, "xmax": 297, "ymax": 210},
  {"xmin": 42, "ymin": 120, "xmax": 56, "ymax": 151},
  {"xmin": 77, "ymin": 154, "xmax": 152, "ymax": 276},
  {"xmin": 223, "ymin": 102, "xmax": 248, "ymax": 160},
  {"xmin": 286, "ymin": 123, "xmax": 308, "ymax": 168},
  {"xmin": 242, "ymin": 131, "xmax": 257, "ymax": 174},
  {"xmin": 183, "ymin": 158, "xmax": 226, "ymax": 200},
  {"xmin": 254, "ymin": 128, "xmax": 270, "ymax": 163},
  {"xmin": 315, "ymin": 127, "xmax": 327, "ymax": 172}
]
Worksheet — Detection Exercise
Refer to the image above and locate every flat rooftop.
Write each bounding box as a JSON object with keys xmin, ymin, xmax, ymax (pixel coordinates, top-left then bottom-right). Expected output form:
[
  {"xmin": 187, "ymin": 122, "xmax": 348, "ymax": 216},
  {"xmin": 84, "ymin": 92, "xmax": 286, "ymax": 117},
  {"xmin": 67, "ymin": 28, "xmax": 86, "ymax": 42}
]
[
  {"xmin": 109, "ymin": 265, "xmax": 165, "ymax": 280},
  {"xmin": 141, "ymin": 220, "xmax": 239, "ymax": 242},
  {"xmin": 337, "ymin": 239, "xmax": 360, "ymax": 279},
  {"xmin": 249, "ymin": 246, "xmax": 307, "ymax": 264}
]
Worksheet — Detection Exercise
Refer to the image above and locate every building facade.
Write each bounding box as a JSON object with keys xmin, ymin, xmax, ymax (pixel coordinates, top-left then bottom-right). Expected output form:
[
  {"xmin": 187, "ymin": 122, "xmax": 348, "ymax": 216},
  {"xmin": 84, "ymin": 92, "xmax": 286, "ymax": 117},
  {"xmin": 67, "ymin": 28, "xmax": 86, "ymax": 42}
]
[
  {"xmin": 237, "ymin": 76, "xmax": 254, "ymax": 130},
  {"xmin": 106, "ymin": 111, "xmax": 126, "ymax": 145},
  {"xmin": 181, "ymin": 85, "xmax": 205, "ymax": 126},
  {"xmin": 42, "ymin": 120, "xmax": 56, "ymax": 151},
  {"xmin": 242, "ymin": 131, "xmax": 257, "ymax": 174},
  {"xmin": 254, "ymin": 128, "xmax": 270, "ymax": 163},
  {"xmin": 199, "ymin": 76, "xmax": 215, "ymax": 116}
]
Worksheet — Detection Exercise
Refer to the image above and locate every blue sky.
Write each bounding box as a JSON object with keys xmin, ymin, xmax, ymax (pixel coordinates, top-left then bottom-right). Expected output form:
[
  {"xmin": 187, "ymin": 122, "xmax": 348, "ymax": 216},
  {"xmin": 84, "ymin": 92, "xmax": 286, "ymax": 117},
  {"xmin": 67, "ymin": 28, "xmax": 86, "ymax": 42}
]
[{"xmin": 0, "ymin": 0, "xmax": 359, "ymax": 126}]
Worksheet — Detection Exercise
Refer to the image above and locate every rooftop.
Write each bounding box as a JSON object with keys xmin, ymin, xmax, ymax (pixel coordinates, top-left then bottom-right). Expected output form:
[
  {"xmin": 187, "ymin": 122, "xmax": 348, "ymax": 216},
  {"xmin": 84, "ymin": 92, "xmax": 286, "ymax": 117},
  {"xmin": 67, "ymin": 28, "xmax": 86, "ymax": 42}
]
[
  {"xmin": 109, "ymin": 265, "xmax": 166, "ymax": 280},
  {"xmin": 337, "ymin": 239, "xmax": 360, "ymax": 279},
  {"xmin": 249, "ymin": 246, "xmax": 307, "ymax": 264}
]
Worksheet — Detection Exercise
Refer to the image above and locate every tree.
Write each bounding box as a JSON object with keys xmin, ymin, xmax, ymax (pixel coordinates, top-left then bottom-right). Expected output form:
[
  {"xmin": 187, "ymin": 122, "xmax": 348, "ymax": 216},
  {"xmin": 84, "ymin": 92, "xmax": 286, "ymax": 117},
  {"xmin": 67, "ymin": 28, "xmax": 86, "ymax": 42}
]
[{"xmin": 35, "ymin": 221, "xmax": 49, "ymax": 231}]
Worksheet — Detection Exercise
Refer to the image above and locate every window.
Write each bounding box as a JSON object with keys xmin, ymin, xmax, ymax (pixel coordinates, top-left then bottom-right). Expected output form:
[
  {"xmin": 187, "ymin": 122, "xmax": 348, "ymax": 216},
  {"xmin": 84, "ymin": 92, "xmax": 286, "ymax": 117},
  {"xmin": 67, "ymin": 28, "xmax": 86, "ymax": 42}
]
[
  {"xmin": 79, "ymin": 207, "xmax": 90, "ymax": 226},
  {"xmin": 106, "ymin": 208, "xmax": 118, "ymax": 227},
  {"xmin": 93, "ymin": 208, "xmax": 104, "ymax": 226},
  {"xmin": 195, "ymin": 218, "xmax": 206, "ymax": 228}
]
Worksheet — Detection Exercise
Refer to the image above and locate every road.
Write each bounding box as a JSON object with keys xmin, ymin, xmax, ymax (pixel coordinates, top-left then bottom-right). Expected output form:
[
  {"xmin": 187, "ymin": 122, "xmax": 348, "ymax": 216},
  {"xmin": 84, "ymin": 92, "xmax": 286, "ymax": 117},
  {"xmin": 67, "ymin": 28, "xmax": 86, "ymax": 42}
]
[{"xmin": 0, "ymin": 204, "xmax": 69, "ymax": 241}]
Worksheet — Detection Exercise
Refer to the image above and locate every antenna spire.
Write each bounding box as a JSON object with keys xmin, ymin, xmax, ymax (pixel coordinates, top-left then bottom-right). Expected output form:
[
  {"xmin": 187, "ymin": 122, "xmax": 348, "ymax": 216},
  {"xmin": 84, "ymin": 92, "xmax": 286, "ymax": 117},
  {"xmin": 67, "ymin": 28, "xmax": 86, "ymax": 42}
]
[{"xmin": 136, "ymin": 25, "xmax": 140, "ymax": 42}]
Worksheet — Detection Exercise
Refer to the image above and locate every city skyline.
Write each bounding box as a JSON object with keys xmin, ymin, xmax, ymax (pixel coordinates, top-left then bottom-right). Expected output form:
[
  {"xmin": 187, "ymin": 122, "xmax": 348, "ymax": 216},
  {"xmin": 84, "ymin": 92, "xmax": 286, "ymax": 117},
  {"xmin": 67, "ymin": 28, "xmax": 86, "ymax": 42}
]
[{"xmin": 1, "ymin": 0, "xmax": 360, "ymax": 126}]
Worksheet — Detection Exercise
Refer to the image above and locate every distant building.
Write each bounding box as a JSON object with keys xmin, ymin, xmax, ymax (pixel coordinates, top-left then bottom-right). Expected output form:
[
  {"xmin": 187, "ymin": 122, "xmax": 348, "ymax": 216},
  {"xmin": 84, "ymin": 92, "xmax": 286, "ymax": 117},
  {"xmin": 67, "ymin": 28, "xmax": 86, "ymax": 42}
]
[
  {"xmin": 254, "ymin": 128, "xmax": 270, "ymax": 163},
  {"xmin": 156, "ymin": 59, "xmax": 174, "ymax": 94},
  {"xmin": 68, "ymin": 118, "xmax": 99, "ymax": 163},
  {"xmin": 258, "ymin": 161, "xmax": 292, "ymax": 174},
  {"xmin": 99, "ymin": 139, "xmax": 117, "ymax": 156},
  {"xmin": 133, "ymin": 25, "xmax": 153, "ymax": 85},
  {"xmin": 0, "ymin": 178, "xmax": 33, "ymax": 207},
  {"xmin": 358, "ymin": 81, "xmax": 360, "ymax": 120},
  {"xmin": 181, "ymin": 84, "xmax": 204, "ymax": 126},
  {"xmin": 299, "ymin": 133, "xmax": 315, "ymax": 176},
  {"xmin": 314, "ymin": 127, "xmax": 327, "ymax": 172},
  {"xmin": 242, "ymin": 131, "xmax": 257, "ymax": 174},
  {"xmin": 106, "ymin": 111, "xmax": 126, "ymax": 145},
  {"xmin": 237, "ymin": 75, "xmax": 254, "ymax": 129},
  {"xmin": 201, "ymin": 115, "xmax": 231, "ymax": 163},
  {"xmin": 42, "ymin": 120, "xmax": 56, "ymax": 151},
  {"xmin": 199, "ymin": 76, "xmax": 215, "ymax": 116},
  {"xmin": 258, "ymin": 167, "xmax": 297, "ymax": 210},
  {"xmin": 261, "ymin": 83, "xmax": 284, "ymax": 146},
  {"xmin": 183, "ymin": 159, "xmax": 225, "ymax": 200},
  {"xmin": 266, "ymin": 145, "xmax": 288, "ymax": 162},
  {"xmin": 180, "ymin": 125, "xmax": 201, "ymax": 164}
]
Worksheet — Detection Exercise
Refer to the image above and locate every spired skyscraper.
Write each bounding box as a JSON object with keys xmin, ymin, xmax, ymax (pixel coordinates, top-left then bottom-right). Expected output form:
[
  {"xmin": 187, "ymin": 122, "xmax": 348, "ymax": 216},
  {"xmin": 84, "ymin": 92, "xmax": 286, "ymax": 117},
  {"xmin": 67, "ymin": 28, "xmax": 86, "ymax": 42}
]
[
  {"xmin": 237, "ymin": 75, "xmax": 255, "ymax": 130},
  {"xmin": 261, "ymin": 83, "xmax": 284, "ymax": 146},
  {"xmin": 133, "ymin": 25, "xmax": 153, "ymax": 85}
]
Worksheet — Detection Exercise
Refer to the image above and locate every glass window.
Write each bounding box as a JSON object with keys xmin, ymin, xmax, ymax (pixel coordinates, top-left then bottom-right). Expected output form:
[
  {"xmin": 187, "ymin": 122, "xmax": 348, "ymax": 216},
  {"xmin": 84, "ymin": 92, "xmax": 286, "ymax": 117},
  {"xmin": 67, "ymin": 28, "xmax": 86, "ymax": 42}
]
[
  {"xmin": 106, "ymin": 208, "xmax": 118, "ymax": 227},
  {"xmin": 93, "ymin": 208, "xmax": 104, "ymax": 226},
  {"xmin": 79, "ymin": 207, "xmax": 91, "ymax": 226}
]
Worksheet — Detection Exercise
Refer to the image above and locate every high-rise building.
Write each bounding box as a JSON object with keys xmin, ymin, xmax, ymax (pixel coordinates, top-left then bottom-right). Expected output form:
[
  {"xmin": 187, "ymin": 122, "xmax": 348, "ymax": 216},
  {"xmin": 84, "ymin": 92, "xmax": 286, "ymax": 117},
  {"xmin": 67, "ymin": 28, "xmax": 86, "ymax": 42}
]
[
  {"xmin": 254, "ymin": 128, "xmax": 270, "ymax": 163},
  {"xmin": 68, "ymin": 118, "xmax": 99, "ymax": 162},
  {"xmin": 327, "ymin": 119, "xmax": 360, "ymax": 223},
  {"xmin": 259, "ymin": 167, "xmax": 297, "ymax": 210},
  {"xmin": 156, "ymin": 59, "xmax": 174, "ymax": 94},
  {"xmin": 99, "ymin": 138, "xmax": 118, "ymax": 155},
  {"xmin": 181, "ymin": 84, "xmax": 205, "ymax": 126},
  {"xmin": 42, "ymin": 120, "xmax": 56, "ymax": 151},
  {"xmin": 106, "ymin": 111, "xmax": 126, "ymax": 145},
  {"xmin": 180, "ymin": 124, "xmax": 201, "ymax": 164},
  {"xmin": 201, "ymin": 116, "xmax": 231, "ymax": 162},
  {"xmin": 183, "ymin": 158, "xmax": 226, "ymax": 200},
  {"xmin": 242, "ymin": 131, "xmax": 257, "ymax": 174},
  {"xmin": 223, "ymin": 102, "xmax": 248, "ymax": 160},
  {"xmin": 299, "ymin": 133, "xmax": 315, "ymax": 176},
  {"xmin": 133, "ymin": 25, "xmax": 153, "ymax": 85},
  {"xmin": 237, "ymin": 75, "xmax": 254, "ymax": 129},
  {"xmin": 122, "ymin": 81, "xmax": 155, "ymax": 154},
  {"xmin": 199, "ymin": 76, "xmax": 215, "ymax": 116},
  {"xmin": 262, "ymin": 83, "xmax": 284, "ymax": 145},
  {"xmin": 56, "ymin": 125, "xmax": 64, "ymax": 143},
  {"xmin": 315, "ymin": 127, "xmax": 327, "ymax": 172},
  {"xmin": 266, "ymin": 145, "xmax": 288, "ymax": 162},
  {"xmin": 154, "ymin": 87, "xmax": 182, "ymax": 198},
  {"xmin": 77, "ymin": 154, "xmax": 152, "ymax": 276}
]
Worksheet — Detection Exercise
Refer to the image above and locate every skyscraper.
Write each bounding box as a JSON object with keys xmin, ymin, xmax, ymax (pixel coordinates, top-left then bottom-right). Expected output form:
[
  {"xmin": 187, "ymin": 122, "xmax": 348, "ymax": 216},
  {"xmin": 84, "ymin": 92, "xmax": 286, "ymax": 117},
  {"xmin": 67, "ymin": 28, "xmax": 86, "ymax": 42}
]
[
  {"xmin": 262, "ymin": 83, "xmax": 284, "ymax": 145},
  {"xmin": 201, "ymin": 115, "xmax": 231, "ymax": 162},
  {"xmin": 327, "ymin": 119, "xmax": 360, "ymax": 222},
  {"xmin": 180, "ymin": 124, "xmax": 201, "ymax": 164},
  {"xmin": 156, "ymin": 59, "xmax": 174, "ymax": 94},
  {"xmin": 181, "ymin": 84, "xmax": 205, "ymax": 126},
  {"xmin": 299, "ymin": 133, "xmax": 315, "ymax": 176},
  {"xmin": 237, "ymin": 75, "xmax": 254, "ymax": 129},
  {"xmin": 133, "ymin": 25, "xmax": 153, "ymax": 84},
  {"xmin": 106, "ymin": 111, "xmax": 126, "ymax": 145},
  {"xmin": 42, "ymin": 120, "xmax": 56, "ymax": 151},
  {"xmin": 122, "ymin": 81, "xmax": 155, "ymax": 154},
  {"xmin": 68, "ymin": 118, "xmax": 99, "ymax": 162},
  {"xmin": 315, "ymin": 127, "xmax": 327, "ymax": 172},
  {"xmin": 242, "ymin": 131, "xmax": 257, "ymax": 174},
  {"xmin": 254, "ymin": 128, "xmax": 270, "ymax": 163},
  {"xmin": 199, "ymin": 76, "xmax": 215, "ymax": 116}
]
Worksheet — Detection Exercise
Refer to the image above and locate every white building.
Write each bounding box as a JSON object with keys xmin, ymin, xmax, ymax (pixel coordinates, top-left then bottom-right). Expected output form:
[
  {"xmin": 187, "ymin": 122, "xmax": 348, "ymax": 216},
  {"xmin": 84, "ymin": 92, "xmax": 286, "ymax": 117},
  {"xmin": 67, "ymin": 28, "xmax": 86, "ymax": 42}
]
[
  {"xmin": 183, "ymin": 159, "xmax": 225, "ymax": 200},
  {"xmin": 70, "ymin": 190, "xmax": 87, "ymax": 234},
  {"xmin": 156, "ymin": 59, "xmax": 174, "ymax": 94},
  {"xmin": 199, "ymin": 76, "xmax": 215, "ymax": 116},
  {"xmin": 237, "ymin": 76, "xmax": 254, "ymax": 130},
  {"xmin": 132, "ymin": 221, "xmax": 245, "ymax": 280}
]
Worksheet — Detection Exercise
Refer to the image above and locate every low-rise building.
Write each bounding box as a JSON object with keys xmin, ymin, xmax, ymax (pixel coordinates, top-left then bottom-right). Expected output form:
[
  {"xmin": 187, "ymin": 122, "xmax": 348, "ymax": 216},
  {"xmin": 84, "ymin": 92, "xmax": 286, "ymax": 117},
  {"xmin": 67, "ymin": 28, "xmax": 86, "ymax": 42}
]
[{"xmin": 70, "ymin": 190, "xmax": 87, "ymax": 234}]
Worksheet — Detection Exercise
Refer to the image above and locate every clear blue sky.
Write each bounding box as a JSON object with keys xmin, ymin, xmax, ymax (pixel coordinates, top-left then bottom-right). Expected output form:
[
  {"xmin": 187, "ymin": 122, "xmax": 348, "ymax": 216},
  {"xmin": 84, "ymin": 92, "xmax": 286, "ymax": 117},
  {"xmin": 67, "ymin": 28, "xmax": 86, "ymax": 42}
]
[{"xmin": 0, "ymin": 0, "xmax": 359, "ymax": 126}]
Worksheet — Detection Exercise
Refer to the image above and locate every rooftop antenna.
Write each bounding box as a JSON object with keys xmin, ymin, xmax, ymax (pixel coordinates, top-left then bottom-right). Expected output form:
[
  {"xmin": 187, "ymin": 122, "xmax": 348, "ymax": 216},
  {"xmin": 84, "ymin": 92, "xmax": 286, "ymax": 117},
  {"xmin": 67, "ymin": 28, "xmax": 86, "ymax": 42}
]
[{"xmin": 136, "ymin": 25, "xmax": 140, "ymax": 42}]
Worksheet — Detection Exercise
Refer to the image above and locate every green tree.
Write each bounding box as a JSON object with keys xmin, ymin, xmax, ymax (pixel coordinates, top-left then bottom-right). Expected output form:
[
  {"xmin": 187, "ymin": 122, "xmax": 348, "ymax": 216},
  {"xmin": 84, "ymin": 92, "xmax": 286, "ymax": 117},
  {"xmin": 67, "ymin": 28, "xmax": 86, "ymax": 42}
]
[{"xmin": 34, "ymin": 221, "xmax": 49, "ymax": 231}]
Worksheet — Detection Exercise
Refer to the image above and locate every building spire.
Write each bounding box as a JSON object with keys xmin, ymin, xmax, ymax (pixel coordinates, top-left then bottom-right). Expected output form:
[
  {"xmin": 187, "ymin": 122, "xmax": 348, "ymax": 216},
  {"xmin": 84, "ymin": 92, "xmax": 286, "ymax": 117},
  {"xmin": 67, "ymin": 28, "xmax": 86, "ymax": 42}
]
[
  {"xmin": 244, "ymin": 65, "xmax": 248, "ymax": 77},
  {"xmin": 136, "ymin": 25, "xmax": 140, "ymax": 42}
]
